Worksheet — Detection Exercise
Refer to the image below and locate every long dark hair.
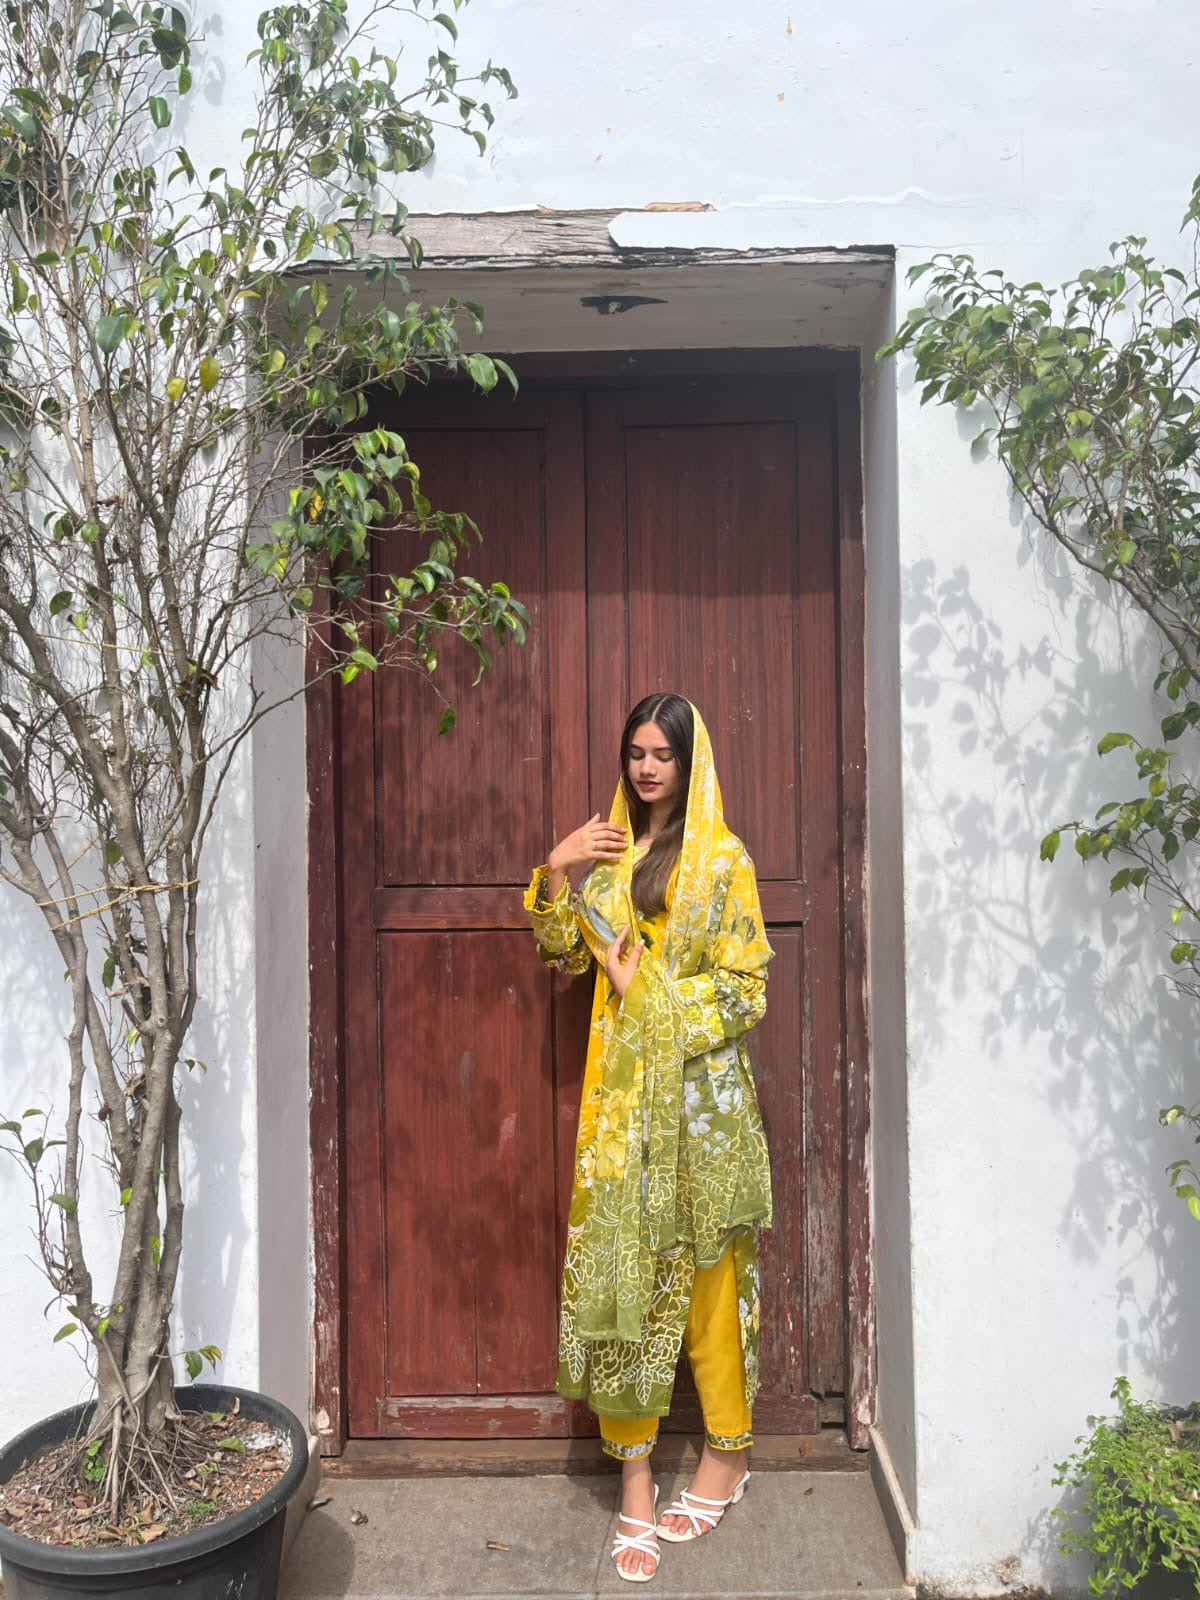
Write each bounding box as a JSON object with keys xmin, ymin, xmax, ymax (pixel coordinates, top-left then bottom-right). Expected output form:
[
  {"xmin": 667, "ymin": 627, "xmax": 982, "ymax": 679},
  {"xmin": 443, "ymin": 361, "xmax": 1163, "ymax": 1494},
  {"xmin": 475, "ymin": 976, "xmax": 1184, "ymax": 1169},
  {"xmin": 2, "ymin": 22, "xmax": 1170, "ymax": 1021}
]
[{"xmin": 621, "ymin": 693, "xmax": 694, "ymax": 917}]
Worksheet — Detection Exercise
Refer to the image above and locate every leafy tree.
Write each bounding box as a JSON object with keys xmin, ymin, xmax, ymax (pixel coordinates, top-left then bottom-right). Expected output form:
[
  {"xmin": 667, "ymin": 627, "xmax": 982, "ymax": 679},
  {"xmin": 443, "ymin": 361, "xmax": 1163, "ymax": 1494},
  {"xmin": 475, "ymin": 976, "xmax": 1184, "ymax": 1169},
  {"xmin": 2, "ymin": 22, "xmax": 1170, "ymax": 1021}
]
[
  {"xmin": 880, "ymin": 185, "xmax": 1200, "ymax": 1222},
  {"xmin": 0, "ymin": 0, "xmax": 521, "ymax": 1522}
]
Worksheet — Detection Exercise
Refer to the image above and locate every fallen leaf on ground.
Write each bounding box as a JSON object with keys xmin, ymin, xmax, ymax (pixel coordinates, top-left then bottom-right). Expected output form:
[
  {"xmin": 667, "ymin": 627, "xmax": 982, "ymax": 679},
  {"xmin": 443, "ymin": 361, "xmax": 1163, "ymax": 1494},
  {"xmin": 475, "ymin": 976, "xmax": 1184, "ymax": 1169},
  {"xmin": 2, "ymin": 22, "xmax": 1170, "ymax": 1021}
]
[
  {"xmin": 349, "ymin": 1507, "xmax": 368, "ymax": 1525},
  {"xmin": 309, "ymin": 1495, "xmax": 331, "ymax": 1510},
  {"xmin": 486, "ymin": 1540, "xmax": 510, "ymax": 1552}
]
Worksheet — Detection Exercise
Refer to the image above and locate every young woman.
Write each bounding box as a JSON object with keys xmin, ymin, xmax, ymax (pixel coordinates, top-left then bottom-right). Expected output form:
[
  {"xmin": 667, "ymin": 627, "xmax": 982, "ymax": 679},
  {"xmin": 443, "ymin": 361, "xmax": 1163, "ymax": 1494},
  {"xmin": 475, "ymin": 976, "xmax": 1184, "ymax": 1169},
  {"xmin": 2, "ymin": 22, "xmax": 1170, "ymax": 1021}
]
[{"xmin": 524, "ymin": 694, "xmax": 773, "ymax": 1583}]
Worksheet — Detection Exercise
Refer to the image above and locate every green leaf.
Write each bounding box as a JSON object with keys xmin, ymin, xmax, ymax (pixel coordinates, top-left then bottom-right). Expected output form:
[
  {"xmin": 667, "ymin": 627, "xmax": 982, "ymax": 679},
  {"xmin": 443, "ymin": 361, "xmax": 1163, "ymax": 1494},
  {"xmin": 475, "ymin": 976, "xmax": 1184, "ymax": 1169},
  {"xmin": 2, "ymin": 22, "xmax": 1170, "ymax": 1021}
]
[
  {"xmin": 104, "ymin": 838, "xmax": 121, "ymax": 866},
  {"xmin": 53, "ymin": 1322, "xmax": 78, "ymax": 1342},
  {"xmin": 198, "ymin": 355, "xmax": 220, "ymax": 392},
  {"xmin": 2, "ymin": 105, "xmax": 37, "ymax": 141},
  {"xmin": 438, "ymin": 704, "xmax": 456, "ymax": 735},
  {"xmin": 1116, "ymin": 539, "xmax": 1137, "ymax": 565},
  {"xmin": 349, "ymin": 645, "xmax": 378, "ymax": 671},
  {"xmin": 1097, "ymin": 731, "xmax": 1134, "ymax": 756},
  {"xmin": 166, "ymin": 375, "xmax": 185, "ymax": 402},
  {"xmin": 149, "ymin": 95, "xmax": 170, "ymax": 129},
  {"xmin": 434, "ymin": 11, "xmax": 458, "ymax": 39},
  {"xmin": 185, "ymin": 1349, "xmax": 202, "ymax": 1379},
  {"xmin": 120, "ymin": 1186, "xmax": 132, "ymax": 1206},
  {"xmin": 102, "ymin": 953, "xmax": 116, "ymax": 989},
  {"xmin": 1189, "ymin": 1194, "xmax": 1200, "ymax": 1223},
  {"xmin": 463, "ymin": 352, "xmax": 497, "ymax": 391},
  {"xmin": 94, "ymin": 314, "xmax": 125, "ymax": 354},
  {"xmin": 1067, "ymin": 437, "xmax": 1091, "ymax": 463},
  {"xmin": 49, "ymin": 590, "xmax": 72, "ymax": 617},
  {"xmin": 1040, "ymin": 829, "xmax": 1061, "ymax": 862},
  {"xmin": 49, "ymin": 1192, "xmax": 76, "ymax": 1213}
]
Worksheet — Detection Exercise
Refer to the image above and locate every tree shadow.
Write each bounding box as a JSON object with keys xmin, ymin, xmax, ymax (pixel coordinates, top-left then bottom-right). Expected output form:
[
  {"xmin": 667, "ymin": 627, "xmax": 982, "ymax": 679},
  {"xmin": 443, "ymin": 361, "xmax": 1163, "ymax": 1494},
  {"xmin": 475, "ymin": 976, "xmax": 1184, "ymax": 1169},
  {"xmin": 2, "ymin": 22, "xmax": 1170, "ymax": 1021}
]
[{"xmin": 900, "ymin": 533, "xmax": 1200, "ymax": 1589}]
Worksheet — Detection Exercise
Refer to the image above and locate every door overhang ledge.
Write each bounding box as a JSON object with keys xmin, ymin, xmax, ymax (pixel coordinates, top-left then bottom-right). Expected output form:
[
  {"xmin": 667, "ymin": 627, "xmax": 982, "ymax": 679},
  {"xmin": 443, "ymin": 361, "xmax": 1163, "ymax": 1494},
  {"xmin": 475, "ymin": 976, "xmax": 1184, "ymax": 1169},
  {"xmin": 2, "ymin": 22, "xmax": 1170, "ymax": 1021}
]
[{"xmin": 306, "ymin": 208, "xmax": 894, "ymax": 352}]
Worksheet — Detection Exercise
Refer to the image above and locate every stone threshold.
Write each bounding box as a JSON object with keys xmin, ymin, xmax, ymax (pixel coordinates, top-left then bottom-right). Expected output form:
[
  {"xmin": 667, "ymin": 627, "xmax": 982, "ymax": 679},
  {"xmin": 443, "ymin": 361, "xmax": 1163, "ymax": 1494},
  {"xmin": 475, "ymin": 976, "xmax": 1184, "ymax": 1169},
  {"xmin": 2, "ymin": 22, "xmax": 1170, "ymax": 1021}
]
[{"xmin": 323, "ymin": 1431, "xmax": 863, "ymax": 1480}]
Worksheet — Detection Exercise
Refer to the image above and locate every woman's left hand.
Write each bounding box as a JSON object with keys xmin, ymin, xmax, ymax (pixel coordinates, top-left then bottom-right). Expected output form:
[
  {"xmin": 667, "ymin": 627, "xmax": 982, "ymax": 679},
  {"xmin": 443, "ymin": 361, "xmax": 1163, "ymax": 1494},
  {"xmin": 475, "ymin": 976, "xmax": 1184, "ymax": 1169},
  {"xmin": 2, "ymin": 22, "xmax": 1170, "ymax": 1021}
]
[{"xmin": 605, "ymin": 926, "xmax": 643, "ymax": 999}]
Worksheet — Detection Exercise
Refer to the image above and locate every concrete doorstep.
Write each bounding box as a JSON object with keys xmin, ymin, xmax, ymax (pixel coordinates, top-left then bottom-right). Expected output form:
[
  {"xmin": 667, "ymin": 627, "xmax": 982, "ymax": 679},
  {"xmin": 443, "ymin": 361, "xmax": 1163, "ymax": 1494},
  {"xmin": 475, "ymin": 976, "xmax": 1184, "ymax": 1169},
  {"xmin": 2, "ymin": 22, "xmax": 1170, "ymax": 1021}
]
[{"xmin": 278, "ymin": 1470, "xmax": 911, "ymax": 1600}]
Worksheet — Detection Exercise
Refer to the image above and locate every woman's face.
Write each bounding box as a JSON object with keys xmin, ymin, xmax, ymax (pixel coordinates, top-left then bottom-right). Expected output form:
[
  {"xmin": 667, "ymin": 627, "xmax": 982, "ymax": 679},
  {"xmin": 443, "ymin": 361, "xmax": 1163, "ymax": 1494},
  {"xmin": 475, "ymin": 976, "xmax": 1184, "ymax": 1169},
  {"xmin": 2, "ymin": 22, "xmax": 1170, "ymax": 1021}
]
[{"xmin": 627, "ymin": 720, "xmax": 682, "ymax": 810}]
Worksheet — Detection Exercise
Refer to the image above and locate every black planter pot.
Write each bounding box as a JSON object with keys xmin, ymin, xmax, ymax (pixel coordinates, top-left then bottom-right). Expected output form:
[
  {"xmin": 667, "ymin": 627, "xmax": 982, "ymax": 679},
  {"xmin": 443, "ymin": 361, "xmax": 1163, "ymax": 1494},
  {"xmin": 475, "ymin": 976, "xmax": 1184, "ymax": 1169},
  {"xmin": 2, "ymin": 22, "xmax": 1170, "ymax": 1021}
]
[{"xmin": 0, "ymin": 1383, "xmax": 309, "ymax": 1600}]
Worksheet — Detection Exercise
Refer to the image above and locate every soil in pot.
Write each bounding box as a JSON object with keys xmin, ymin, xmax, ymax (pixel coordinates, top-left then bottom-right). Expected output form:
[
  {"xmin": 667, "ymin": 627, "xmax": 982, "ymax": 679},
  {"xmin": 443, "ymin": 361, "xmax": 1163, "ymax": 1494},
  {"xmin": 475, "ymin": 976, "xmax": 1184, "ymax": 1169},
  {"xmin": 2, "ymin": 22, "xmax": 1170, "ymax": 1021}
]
[
  {"xmin": 0, "ymin": 1384, "xmax": 308, "ymax": 1600},
  {"xmin": 0, "ymin": 1394, "xmax": 289, "ymax": 1548}
]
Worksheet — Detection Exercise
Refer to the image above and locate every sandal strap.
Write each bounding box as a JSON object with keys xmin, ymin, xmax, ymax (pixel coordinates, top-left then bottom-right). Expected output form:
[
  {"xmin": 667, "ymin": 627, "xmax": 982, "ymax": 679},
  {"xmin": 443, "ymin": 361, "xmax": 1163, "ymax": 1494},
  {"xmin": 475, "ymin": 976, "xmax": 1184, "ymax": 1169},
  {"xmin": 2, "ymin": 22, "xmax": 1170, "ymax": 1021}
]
[
  {"xmin": 615, "ymin": 1514, "xmax": 657, "ymax": 1536},
  {"xmin": 613, "ymin": 1525, "xmax": 660, "ymax": 1557},
  {"xmin": 660, "ymin": 1492, "xmax": 723, "ymax": 1534},
  {"xmin": 680, "ymin": 1487, "xmax": 733, "ymax": 1509}
]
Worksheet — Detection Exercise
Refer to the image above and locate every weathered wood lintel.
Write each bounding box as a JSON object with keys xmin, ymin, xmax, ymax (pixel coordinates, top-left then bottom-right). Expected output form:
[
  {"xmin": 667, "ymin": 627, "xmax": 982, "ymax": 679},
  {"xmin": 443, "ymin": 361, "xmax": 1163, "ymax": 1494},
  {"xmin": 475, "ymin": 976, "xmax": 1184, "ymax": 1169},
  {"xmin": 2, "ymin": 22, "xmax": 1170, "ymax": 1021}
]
[{"xmin": 333, "ymin": 208, "xmax": 895, "ymax": 274}]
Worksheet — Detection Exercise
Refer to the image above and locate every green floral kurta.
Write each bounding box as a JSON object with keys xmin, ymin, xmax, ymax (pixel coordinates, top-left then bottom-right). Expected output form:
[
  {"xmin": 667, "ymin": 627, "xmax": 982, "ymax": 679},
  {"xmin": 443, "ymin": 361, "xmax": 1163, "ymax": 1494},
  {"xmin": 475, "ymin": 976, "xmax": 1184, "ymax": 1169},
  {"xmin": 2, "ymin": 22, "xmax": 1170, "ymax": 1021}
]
[{"xmin": 524, "ymin": 711, "xmax": 773, "ymax": 1423}]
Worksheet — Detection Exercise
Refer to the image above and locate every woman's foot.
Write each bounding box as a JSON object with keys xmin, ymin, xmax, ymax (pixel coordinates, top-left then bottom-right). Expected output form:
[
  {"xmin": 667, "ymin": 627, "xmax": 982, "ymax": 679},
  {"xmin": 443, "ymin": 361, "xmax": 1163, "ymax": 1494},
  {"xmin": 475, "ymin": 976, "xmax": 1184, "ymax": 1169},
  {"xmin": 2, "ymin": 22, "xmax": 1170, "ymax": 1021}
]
[
  {"xmin": 613, "ymin": 1458, "xmax": 659, "ymax": 1582},
  {"xmin": 656, "ymin": 1443, "xmax": 749, "ymax": 1540}
]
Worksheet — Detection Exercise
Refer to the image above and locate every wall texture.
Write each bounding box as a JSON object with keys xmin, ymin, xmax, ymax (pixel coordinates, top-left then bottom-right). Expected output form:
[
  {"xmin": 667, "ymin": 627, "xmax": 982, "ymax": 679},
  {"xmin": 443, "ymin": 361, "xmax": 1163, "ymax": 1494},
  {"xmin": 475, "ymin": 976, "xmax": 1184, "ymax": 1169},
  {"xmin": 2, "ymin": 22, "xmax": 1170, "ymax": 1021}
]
[{"xmin": 2, "ymin": 4, "xmax": 1199, "ymax": 1595}]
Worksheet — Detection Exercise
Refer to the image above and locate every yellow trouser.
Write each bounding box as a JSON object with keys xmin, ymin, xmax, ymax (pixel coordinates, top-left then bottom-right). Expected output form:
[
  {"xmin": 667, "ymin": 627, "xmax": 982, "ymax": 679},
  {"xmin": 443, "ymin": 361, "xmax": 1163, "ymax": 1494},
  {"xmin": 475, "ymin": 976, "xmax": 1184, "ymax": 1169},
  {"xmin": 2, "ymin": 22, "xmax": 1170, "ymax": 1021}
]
[{"xmin": 599, "ymin": 1243, "xmax": 752, "ymax": 1461}]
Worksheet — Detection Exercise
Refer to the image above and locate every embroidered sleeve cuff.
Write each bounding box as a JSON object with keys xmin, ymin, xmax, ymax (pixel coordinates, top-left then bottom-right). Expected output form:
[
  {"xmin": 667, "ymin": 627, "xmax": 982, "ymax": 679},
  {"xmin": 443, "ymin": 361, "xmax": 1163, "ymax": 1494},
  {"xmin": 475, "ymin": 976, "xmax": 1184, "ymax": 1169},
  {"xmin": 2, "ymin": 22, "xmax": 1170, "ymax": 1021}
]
[{"xmin": 524, "ymin": 865, "xmax": 589, "ymax": 970}]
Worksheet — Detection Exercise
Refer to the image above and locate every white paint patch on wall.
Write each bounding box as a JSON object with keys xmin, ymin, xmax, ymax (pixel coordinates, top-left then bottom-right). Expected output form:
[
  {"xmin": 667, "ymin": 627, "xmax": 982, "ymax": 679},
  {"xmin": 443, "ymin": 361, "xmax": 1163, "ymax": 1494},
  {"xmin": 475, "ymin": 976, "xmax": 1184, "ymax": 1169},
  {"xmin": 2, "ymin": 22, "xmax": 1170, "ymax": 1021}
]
[
  {"xmin": 171, "ymin": 722, "xmax": 263, "ymax": 1397},
  {"xmin": 0, "ymin": 882, "xmax": 122, "ymax": 1439}
]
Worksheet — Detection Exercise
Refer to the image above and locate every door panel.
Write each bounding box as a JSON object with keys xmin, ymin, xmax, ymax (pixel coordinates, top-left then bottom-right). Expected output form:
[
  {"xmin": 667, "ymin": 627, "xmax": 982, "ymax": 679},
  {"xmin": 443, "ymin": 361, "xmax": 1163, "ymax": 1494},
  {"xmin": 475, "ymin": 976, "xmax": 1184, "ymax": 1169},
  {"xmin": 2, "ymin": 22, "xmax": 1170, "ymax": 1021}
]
[
  {"xmin": 584, "ymin": 380, "xmax": 840, "ymax": 1432},
  {"xmin": 376, "ymin": 428, "xmax": 549, "ymax": 888},
  {"xmin": 379, "ymin": 932, "xmax": 557, "ymax": 1399},
  {"xmin": 621, "ymin": 420, "xmax": 802, "ymax": 881},
  {"xmin": 343, "ymin": 393, "xmax": 587, "ymax": 1437},
  {"xmin": 342, "ymin": 376, "xmax": 848, "ymax": 1438}
]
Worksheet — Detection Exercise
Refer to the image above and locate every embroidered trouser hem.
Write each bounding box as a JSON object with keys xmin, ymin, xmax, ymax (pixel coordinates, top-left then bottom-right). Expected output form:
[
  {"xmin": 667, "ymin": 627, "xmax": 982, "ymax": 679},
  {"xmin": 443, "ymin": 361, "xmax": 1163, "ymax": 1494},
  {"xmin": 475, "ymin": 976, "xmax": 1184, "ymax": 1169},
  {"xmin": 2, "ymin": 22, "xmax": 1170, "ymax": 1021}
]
[{"xmin": 597, "ymin": 1242, "xmax": 751, "ymax": 1461}]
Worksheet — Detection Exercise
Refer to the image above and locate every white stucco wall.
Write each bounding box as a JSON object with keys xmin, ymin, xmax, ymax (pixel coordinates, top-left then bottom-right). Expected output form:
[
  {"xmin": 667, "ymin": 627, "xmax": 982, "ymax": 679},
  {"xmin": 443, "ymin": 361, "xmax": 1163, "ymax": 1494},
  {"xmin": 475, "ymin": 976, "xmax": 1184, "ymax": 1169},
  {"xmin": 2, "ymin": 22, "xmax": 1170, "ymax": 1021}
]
[
  {"xmin": 395, "ymin": 3, "xmax": 1197, "ymax": 1594},
  {"xmin": 4, "ymin": 2, "xmax": 1200, "ymax": 1595}
]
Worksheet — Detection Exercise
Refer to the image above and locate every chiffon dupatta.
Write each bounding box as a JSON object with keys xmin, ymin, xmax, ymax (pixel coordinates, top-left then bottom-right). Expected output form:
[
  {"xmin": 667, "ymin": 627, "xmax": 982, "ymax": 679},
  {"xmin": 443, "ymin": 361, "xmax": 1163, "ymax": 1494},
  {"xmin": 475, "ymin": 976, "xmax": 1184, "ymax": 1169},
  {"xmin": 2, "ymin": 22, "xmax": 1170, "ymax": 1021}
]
[{"xmin": 570, "ymin": 704, "xmax": 754, "ymax": 1343}]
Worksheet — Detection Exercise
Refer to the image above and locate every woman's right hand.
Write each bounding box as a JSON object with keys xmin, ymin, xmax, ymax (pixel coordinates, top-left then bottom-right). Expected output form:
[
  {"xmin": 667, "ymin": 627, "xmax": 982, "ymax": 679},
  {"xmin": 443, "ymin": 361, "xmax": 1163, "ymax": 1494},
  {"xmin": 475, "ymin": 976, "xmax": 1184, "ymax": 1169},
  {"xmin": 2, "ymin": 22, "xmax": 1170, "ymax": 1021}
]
[{"xmin": 544, "ymin": 815, "xmax": 627, "ymax": 900}]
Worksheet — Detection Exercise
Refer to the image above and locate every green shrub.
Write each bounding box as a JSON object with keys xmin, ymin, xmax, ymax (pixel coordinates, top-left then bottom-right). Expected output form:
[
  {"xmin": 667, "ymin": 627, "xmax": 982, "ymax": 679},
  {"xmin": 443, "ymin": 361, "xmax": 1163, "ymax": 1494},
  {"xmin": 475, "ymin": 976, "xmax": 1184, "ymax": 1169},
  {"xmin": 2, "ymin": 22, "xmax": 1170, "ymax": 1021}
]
[{"xmin": 1053, "ymin": 1378, "xmax": 1200, "ymax": 1595}]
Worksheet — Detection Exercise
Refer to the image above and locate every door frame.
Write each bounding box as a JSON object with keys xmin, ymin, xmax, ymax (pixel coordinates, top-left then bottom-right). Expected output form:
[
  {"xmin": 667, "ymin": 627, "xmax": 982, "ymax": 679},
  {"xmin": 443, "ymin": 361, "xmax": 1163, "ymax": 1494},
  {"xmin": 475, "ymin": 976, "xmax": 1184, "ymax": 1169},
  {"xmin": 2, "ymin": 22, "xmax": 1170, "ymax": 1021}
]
[{"xmin": 307, "ymin": 347, "xmax": 872, "ymax": 1454}]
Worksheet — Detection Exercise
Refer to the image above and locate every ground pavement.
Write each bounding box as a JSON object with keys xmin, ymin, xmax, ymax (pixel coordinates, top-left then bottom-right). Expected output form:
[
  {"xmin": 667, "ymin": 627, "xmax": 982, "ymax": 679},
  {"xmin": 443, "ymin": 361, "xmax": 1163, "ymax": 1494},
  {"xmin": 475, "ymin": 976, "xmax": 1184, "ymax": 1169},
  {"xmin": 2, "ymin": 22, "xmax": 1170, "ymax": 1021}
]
[{"xmin": 279, "ymin": 1469, "xmax": 910, "ymax": 1600}]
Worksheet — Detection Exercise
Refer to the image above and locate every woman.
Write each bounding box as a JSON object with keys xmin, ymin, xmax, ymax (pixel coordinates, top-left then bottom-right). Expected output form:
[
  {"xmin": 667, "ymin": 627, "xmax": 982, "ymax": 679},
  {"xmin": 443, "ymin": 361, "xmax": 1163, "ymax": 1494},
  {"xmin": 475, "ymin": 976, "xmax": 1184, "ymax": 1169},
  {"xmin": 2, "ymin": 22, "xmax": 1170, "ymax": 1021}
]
[{"xmin": 524, "ymin": 694, "xmax": 773, "ymax": 1583}]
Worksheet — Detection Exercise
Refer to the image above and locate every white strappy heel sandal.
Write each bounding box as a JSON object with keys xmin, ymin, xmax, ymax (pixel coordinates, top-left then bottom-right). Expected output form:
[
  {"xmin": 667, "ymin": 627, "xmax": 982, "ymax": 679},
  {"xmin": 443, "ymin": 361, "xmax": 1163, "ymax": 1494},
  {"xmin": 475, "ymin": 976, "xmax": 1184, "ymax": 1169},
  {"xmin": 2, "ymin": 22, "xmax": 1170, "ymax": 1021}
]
[
  {"xmin": 612, "ymin": 1484, "xmax": 660, "ymax": 1583},
  {"xmin": 656, "ymin": 1468, "xmax": 749, "ymax": 1542}
]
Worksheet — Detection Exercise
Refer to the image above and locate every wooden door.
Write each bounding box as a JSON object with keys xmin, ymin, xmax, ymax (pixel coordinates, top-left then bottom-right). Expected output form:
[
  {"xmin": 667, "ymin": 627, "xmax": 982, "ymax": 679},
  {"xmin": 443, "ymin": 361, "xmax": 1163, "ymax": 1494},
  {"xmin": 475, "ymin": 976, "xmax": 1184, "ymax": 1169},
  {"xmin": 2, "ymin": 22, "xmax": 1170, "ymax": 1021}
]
[{"xmin": 339, "ymin": 373, "xmax": 849, "ymax": 1439}]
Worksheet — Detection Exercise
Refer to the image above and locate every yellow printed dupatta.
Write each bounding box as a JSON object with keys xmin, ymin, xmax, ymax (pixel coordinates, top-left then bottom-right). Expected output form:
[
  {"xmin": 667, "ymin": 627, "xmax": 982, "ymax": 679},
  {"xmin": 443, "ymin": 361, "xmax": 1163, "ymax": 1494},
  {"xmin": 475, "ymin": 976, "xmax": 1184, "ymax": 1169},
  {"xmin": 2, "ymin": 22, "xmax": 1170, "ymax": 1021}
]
[{"xmin": 525, "ymin": 703, "xmax": 774, "ymax": 1421}]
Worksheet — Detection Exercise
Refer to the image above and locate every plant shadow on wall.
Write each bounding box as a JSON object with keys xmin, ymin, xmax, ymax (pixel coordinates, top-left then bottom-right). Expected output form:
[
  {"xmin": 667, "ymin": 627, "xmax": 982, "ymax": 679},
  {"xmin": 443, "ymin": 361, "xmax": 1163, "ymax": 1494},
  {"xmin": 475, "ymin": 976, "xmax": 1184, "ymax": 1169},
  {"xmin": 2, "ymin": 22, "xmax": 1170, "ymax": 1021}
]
[
  {"xmin": 884, "ymin": 181, "xmax": 1200, "ymax": 1595},
  {"xmin": 900, "ymin": 546, "xmax": 1200, "ymax": 1591},
  {"xmin": 901, "ymin": 548, "xmax": 1197, "ymax": 1376}
]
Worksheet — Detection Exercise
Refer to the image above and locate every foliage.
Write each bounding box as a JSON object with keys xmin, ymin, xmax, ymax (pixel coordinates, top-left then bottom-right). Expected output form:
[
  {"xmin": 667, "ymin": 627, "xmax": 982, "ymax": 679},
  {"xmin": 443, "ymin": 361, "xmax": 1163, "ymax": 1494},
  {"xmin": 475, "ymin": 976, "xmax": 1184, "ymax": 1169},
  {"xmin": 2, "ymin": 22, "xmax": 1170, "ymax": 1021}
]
[
  {"xmin": 0, "ymin": 0, "xmax": 520, "ymax": 1523},
  {"xmin": 880, "ymin": 187, "xmax": 1200, "ymax": 1216},
  {"xmin": 1052, "ymin": 1378, "xmax": 1200, "ymax": 1596}
]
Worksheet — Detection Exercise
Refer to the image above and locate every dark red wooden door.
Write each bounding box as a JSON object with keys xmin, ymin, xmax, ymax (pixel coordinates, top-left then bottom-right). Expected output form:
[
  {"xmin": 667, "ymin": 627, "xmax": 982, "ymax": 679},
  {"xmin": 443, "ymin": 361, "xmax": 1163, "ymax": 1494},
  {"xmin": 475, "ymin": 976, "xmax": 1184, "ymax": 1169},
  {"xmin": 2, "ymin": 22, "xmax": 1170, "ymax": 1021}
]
[{"xmin": 340, "ymin": 375, "xmax": 847, "ymax": 1438}]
